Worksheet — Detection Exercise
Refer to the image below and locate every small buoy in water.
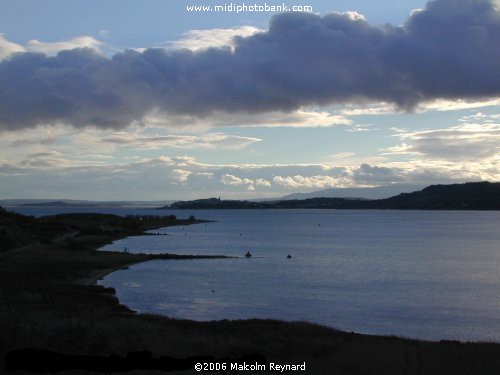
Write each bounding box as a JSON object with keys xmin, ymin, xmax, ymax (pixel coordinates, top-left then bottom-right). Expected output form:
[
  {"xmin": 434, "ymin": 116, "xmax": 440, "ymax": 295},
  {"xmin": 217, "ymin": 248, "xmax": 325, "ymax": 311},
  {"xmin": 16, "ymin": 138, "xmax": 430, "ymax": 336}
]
[
  {"xmin": 245, "ymin": 251, "xmax": 252, "ymax": 258},
  {"xmin": 287, "ymin": 254, "xmax": 292, "ymax": 259},
  {"xmin": 211, "ymin": 290, "xmax": 215, "ymax": 293}
]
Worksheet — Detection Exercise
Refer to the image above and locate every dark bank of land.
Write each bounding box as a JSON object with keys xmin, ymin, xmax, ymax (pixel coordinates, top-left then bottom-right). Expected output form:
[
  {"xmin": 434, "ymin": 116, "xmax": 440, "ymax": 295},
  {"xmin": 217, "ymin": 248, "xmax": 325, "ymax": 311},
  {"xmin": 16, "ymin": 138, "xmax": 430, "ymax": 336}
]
[
  {"xmin": 165, "ymin": 181, "xmax": 500, "ymax": 210},
  {"xmin": 2, "ymin": 208, "xmax": 500, "ymax": 374}
]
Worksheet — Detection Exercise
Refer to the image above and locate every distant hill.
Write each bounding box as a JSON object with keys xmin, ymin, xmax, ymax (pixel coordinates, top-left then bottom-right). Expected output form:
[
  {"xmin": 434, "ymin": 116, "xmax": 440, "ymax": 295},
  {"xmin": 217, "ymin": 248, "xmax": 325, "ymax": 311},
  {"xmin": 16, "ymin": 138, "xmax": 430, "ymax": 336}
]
[
  {"xmin": 1, "ymin": 199, "xmax": 174, "ymax": 207},
  {"xmin": 278, "ymin": 184, "xmax": 425, "ymax": 200},
  {"xmin": 370, "ymin": 182, "xmax": 500, "ymax": 210},
  {"xmin": 164, "ymin": 182, "xmax": 500, "ymax": 210},
  {"xmin": 22, "ymin": 201, "xmax": 81, "ymax": 207},
  {"xmin": 168, "ymin": 197, "xmax": 269, "ymax": 209}
]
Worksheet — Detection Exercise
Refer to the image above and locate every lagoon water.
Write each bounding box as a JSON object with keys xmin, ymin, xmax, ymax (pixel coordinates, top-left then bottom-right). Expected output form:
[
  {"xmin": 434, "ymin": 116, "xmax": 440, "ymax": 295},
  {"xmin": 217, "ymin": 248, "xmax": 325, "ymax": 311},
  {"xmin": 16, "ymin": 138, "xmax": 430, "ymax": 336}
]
[{"xmin": 10, "ymin": 207, "xmax": 500, "ymax": 342}]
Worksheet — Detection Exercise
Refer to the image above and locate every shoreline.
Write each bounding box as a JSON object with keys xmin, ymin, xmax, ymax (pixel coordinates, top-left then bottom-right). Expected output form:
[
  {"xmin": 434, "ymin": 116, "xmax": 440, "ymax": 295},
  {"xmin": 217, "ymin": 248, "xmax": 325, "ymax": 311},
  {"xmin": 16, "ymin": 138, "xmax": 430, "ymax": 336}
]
[
  {"xmin": 77, "ymin": 262, "xmax": 139, "ymax": 287},
  {"xmin": 91, "ymin": 226, "xmax": 496, "ymax": 346},
  {"xmin": 80, "ymin": 222, "xmax": 500, "ymax": 345},
  {"xmin": 78, "ymin": 251, "xmax": 233, "ymax": 287},
  {"xmin": 3, "ymin": 212, "xmax": 500, "ymax": 374}
]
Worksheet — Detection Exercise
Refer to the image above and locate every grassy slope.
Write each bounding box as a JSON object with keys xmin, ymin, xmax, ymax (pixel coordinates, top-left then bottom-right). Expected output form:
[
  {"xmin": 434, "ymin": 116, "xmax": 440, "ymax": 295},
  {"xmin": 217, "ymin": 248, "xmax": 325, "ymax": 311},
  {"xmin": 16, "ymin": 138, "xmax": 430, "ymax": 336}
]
[{"xmin": 1, "ymin": 211, "xmax": 500, "ymax": 374}]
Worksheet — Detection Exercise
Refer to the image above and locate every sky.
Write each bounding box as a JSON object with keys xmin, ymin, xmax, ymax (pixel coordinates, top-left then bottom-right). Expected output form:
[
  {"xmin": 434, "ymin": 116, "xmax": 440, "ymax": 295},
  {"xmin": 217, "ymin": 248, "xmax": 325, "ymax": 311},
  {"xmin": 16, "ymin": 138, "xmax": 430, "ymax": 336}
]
[{"xmin": 0, "ymin": 0, "xmax": 499, "ymax": 200}]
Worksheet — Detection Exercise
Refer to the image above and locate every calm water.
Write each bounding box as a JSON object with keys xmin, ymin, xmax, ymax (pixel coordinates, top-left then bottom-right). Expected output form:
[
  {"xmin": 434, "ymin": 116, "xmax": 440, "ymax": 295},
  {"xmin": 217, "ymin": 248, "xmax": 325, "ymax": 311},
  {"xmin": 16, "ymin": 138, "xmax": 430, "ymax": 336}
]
[{"xmin": 9, "ymin": 207, "xmax": 500, "ymax": 342}]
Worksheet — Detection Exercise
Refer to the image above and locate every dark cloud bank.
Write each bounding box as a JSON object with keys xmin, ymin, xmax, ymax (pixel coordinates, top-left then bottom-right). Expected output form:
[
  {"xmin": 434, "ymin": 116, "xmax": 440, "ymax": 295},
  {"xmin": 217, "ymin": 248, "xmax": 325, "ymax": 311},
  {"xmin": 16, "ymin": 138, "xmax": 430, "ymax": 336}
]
[{"xmin": 0, "ymin": 0, "xmax": 499, "ymax": 131}]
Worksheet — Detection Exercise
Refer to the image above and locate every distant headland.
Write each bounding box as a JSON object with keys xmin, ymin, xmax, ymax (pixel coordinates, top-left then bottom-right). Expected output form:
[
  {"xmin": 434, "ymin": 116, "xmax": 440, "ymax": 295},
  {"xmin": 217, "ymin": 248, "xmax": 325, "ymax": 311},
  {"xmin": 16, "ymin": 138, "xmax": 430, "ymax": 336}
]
[{"xmin": 162, "ymin": 182, "xmax": 500, "ymax": 210}]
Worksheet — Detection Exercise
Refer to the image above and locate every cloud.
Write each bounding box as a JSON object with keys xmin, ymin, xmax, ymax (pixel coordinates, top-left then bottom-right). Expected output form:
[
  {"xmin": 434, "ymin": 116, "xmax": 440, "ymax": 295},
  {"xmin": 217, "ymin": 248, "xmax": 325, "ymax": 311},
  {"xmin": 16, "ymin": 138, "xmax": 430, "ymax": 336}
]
[
  {"xmin": 19, "ymin": 151, "xmax": 74, "ymax": 168},
  {"xmin": 101, "ymin": 132, "xmax": 262, "ymax": 150},
  {"xmin": 351, "ymin": 164, "xmax": 405, "ymax": 185},
  {"xmin": 233, "ymin": 110, "xmax": 352, "ymax": 128},
  {"xmin": 340, "ymin": 99, "xmax": 500, "ymax": 117},
  {"xmin": 421, "ymin": 99, "xmax": 500, "ymax": 112},
  {"xmin": 26, "ymin": 36, "xmax": 103, "ymax": 55},
  {"xmin": 340, "ymin": 104, "xmax": 397, "ymax": 116},
  {"xmin": 459, "ymin": 112, "xmax": 500, "ymax": 122},
  {"xmin": 221, "ymin": 174, "xmax": 255, "ymax": 190},
  {"xmin": 272, "ymin": 175, "xmax": 348, "ymax": 189},
  {"xmin": 221, "ymin": 173, "xmax": 245, "ymax": 185},
  {"xmin": 1, "ymin": 0, "xmax": 500, "ymax": 131},
  {"xmin": 329, "ymin": 152, "xmax": 356, "ymax": 160},
  {"xmin": 0, "ymin": 35, "xmax": 103, "ymax": 61},
  {"xmin": 0, "ymin": 155, "xmax": 496, "ymax": 199},
  {"xmin": 0, "ymin": 34, "xmax": 25, "ymax": 60},
  {"xmin": 255, "ymin": 178, "xmax": 272, "ymax": 187},
  {"xmin": 0, "ymin": 125, "xmax": 261, "ymax": 169},
  {"xmin": 345, "ymin": 124, "xmax": 378, "ymax": 132},
  {"xmin": 167, "ymin": 26, "xmax": 263, "ymax": 51},
  {"xmin": 171, "ymin": 169, "xmax": 192, "ymax": 182},
  {"xmin": 384, "ymin": 123, "xmax": 500, "ymax": 161},
  {"xmin": 132, "ymin": 108, "xmax": 351, "ymax": 129}
]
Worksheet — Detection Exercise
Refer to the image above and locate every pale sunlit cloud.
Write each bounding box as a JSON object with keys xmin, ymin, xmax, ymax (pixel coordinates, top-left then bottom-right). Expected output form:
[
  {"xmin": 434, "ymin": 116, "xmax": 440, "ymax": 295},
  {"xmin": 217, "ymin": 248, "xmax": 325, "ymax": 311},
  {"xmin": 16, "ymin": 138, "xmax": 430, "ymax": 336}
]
[
  {"xmin": 339, "ymin": 103, "xmax": 398, "ymax": 116},
  {"xmin": 171, "ymin": 169, "xmax": 192, "ymax": 183},
  {"xmin": 132, "ymin": 108, "xmax": 351, "ymax": 131},
  {"xmin": 0, "ymin": 33, "xmax": 25, "ymax": 59},
  {"xmin": 0, "ymin": 34, "xmax": 105, "ymax": 61},
  {"xmin": 345, "ymin": 124, "xmax": 379, "ymax": 132},
  {"xmin": 1, "ymin": 155, "xmax": 496, "ymax": 200},
  {"xmin": 419, "ymin": 99, "xmax": 500, "ymax": 112},
  {"xmin": 458, "ymin": 112, "xmax": 500, "ymax": 123},
  {"xmin": 26, "ymin": 36, "xmax": 103, "ymax": 54},
  {"xmin": 221, "ymin": 174, "xmax": 255, "ymax": 191},
  {"xmin": 272, "ymin": 175, "xmax": 354, "ymax": 189},
  {"xmin": 167, "ymin": 26, "xmax": 263, "ymax": 51}
]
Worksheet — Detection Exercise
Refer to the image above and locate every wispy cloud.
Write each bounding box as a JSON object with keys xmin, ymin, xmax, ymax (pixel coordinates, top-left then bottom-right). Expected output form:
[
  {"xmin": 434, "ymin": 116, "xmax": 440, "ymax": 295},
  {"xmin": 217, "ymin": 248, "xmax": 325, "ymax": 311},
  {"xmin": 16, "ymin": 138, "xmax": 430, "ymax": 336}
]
[
  {"xmin": 130, "ymin": 108, "xmax": 351, "ymax": 129},
  {"xmin": 100, "ymin": 132, "xmax": 262, "ymax": 150},
  {"xmin": 384, "ymin": 123, "xmax": 500, "ymax": 161},
  {"xmin": 340, "ymin": 99, "xmax": 500, "ymax": 117},
  {"xmin": 345, "ymin": 124, "xmax": 379, "ymax": 132},
  {"xmin": 420, "ymin": 99, "xmax": 500, "ymax": 112}
]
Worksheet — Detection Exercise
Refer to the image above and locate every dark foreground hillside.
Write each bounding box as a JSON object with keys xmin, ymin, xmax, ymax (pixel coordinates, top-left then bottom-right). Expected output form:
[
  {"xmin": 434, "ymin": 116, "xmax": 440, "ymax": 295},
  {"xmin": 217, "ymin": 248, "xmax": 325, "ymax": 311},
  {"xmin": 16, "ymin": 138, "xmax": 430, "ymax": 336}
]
[{"xmin": 2, "ymin": 209, "xmax": 500, "ymax": 374}]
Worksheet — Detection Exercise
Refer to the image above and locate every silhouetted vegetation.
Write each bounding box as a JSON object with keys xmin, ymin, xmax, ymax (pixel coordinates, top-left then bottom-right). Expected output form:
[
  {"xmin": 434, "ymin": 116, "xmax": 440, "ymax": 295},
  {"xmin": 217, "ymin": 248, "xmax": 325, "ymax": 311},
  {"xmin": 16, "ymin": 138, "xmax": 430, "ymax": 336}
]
[
  {"xmin": 165, "ymin": 182, "xmax": 500, "ymax": 210},
  {"xmin": 167, "ymin": 197, "xmax": 269, "ymax": 209},
  {"xmin": 0, "ymin": 210, "xmax": 207, "ymax": 252}
]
